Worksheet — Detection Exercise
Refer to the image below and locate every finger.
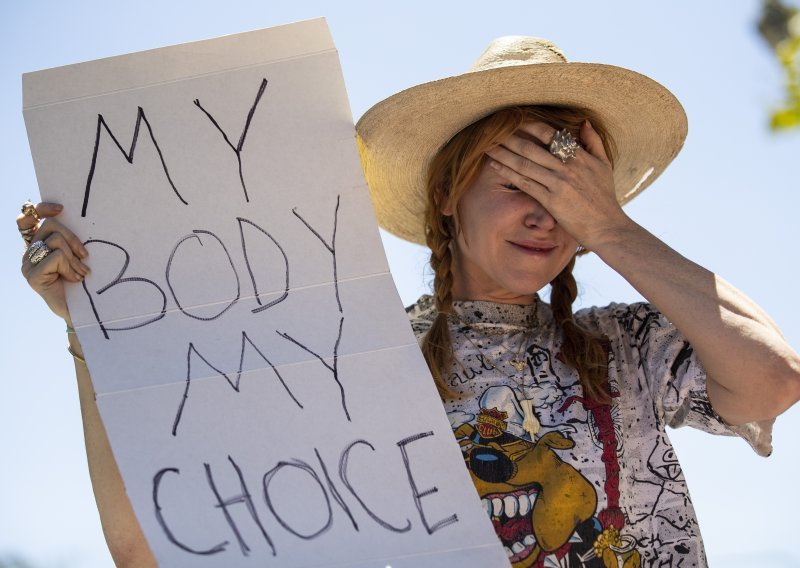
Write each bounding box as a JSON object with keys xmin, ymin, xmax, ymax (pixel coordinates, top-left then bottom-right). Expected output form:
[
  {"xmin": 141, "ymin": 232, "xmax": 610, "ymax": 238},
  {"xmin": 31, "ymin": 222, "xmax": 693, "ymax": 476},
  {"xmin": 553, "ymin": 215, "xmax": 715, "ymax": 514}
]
[
  {"xmin": 16, "ymin": 202, "xmax": 63, "ymax": 230},
  {"xmin": 515, "ymin": 121, "xmax": 592, "ymax": 168},
  {"xmin": 21, "ymin": 232, "xmax": 90, "ymax": 282},
  {"xmin": 23, "ymin": 246, "xmax": 84, "ymax": 284},
  {"xmin": 35, "ymin": 202, "xmax": 65, "ymax": 217},
  {"xmin": 581, "ymin": 120, "xmax": 611, "ymax": 164},
  {"xmin": 515, "ymin": 121, "xmax": 558, "ymax": 146},
  {"xmin": 486, "ymin": 158, "xmax": 550, "ymax": 200},
  {"xmin": 485, "ymin": 144, "xmax": 560, "ymax": 189},
  {"xmin": 43, "ymin": 232, "xmax": 91, "ymax": 277},
  {"xmin": 15, "ymin": 214, "xmax": 38, "ymax": 231},
  {"xmin": 36, "ymin": 217, "xmax": 89, "ymax": 259},
  {"xmin": 498, "ymin": 131, "xmax": 564, "ymax": 170}
]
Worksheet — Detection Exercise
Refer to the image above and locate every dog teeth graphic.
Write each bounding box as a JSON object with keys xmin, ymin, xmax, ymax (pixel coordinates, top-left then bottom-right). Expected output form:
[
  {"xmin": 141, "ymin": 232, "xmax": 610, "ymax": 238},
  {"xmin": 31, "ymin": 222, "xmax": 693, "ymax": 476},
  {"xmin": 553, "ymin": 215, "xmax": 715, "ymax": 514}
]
[
  {"xmin": 518, "ymin": 493, "xmax": 532, "ymax": 516},
  {"xmin": 504, "ymin": 546, "xmax": 514, "ymax": 558},
  {"xmin": 507, "ymin": 537, "xmax": 538, "ymax": 564},
  {"xmin": 483, "ymin": 491, "xmax": 540, "ymax": 520},
  {"xmin": 503, "ymin": 495, "xmax": 519, "ymax": 517}
]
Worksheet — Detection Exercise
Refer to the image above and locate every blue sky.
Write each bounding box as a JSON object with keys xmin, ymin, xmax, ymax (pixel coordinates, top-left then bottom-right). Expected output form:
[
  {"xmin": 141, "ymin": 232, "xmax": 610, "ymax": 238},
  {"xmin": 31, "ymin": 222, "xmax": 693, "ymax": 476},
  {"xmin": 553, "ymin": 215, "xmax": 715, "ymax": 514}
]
[{"xmin": 2, "ymin": 1, "xmax": 799, "ymax": 566}]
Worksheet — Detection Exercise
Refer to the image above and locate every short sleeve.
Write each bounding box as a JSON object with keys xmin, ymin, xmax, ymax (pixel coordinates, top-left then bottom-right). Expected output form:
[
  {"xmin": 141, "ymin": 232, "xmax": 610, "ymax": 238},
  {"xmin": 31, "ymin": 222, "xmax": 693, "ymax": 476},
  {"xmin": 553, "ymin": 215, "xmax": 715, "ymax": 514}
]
[{"xmin": 597, "ymin": 303, "xmax": 773, "ymax": 457}]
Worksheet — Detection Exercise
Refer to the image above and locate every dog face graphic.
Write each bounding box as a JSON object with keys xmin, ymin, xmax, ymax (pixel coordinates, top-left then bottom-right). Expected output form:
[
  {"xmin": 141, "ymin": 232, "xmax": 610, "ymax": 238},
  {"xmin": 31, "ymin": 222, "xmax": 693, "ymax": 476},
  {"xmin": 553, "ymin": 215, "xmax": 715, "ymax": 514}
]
[{"xmin": 455, "ymin": 408, "xmax": 597, "ymax": 567}]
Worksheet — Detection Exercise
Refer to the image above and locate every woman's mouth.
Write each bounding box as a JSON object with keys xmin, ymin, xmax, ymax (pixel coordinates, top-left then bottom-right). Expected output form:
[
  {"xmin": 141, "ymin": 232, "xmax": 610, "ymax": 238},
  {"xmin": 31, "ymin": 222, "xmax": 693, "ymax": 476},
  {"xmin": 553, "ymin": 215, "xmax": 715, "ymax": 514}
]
[{"xmin": 508, "ymin": 241, "xmax": 556, "ymax": 255}]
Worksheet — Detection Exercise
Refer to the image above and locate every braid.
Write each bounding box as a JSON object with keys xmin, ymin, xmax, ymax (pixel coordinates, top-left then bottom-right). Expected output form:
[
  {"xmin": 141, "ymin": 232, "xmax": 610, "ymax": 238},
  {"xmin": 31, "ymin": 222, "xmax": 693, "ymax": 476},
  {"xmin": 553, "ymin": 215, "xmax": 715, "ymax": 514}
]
[
  {"xmin": 550, "ymin": 257, "xmax": 610, "ymax": 403},
  {"xmin": 422, "ymin": 211, "xmax": 458, "ymax": 398},
  {"xmin": 430, "ymin": 215, "xmax": 454, "ymax": 315}
]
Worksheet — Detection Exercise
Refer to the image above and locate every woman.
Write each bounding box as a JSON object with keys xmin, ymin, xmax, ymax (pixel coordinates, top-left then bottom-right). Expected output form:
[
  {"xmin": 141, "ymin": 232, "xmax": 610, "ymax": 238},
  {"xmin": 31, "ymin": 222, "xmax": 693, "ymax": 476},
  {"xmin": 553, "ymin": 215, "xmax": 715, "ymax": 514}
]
[
  {"xmin": 19, "ymin": 36, "xmax": 800, "ymax": 567},
  {"xmin": 356, "ymin": 36, "xmax": 798, "ymax": 566}
]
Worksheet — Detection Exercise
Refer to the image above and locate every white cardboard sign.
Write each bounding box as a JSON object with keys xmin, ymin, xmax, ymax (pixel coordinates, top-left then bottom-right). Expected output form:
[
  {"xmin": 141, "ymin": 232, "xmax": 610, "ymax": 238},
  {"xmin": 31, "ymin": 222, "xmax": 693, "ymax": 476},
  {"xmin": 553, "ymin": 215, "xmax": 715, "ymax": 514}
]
[{"xmin": 23, "ymin": 18, "xmax": 507, "ymax": 567}]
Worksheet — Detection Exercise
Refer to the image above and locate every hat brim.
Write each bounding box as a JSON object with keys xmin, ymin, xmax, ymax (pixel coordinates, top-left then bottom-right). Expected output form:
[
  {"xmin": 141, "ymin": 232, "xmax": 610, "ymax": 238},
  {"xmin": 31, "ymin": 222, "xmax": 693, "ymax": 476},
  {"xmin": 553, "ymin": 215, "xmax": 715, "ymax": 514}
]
[{"xmin": 356, "ymin": 62, "xmax": 688, "ymax": 246}]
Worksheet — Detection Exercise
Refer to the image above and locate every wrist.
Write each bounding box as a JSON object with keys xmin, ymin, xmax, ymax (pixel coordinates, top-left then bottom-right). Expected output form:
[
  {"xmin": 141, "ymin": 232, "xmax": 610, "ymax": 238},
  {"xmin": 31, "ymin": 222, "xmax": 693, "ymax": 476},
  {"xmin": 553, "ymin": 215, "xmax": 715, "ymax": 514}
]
[
  {"xmin": 67, "ymin": 327, "xmax": 85, "ymax": 360},
  {"xmin": 68, "ymin": 344, "xmax": 87, "ymax": 364},
  {"xmin": 581, "ymin": 214, "xmax": 642, "ymax": 253}
]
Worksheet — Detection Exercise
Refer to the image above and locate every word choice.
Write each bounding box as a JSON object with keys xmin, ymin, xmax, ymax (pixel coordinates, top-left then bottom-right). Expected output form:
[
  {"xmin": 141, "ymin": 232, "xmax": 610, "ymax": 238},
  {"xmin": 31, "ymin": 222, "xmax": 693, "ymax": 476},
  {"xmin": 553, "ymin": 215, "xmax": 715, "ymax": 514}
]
[{"xmin": 153, "ymin": 432, "xmax": 459, "ymax": 558}]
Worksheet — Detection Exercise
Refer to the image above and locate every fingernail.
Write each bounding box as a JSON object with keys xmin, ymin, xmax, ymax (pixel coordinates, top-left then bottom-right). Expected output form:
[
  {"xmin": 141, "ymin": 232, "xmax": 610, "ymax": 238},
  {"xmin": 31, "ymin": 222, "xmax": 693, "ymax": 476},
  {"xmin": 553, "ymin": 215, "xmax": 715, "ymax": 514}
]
[
  {"xmin": 488, "ymin": 160, "xmax": 500, "ymax": 170},
  {"xmin": 54, "ymin": 204, "xmax": 63, "ymax": 211}
]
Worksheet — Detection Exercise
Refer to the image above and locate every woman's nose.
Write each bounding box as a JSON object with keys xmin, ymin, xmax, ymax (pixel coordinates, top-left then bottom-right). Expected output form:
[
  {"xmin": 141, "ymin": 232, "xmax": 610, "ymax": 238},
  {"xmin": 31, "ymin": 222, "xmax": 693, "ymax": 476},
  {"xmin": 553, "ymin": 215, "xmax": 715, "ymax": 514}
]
[{"xmin": 523, "ymin": 199, "xmax": 557, "ymax": 230}]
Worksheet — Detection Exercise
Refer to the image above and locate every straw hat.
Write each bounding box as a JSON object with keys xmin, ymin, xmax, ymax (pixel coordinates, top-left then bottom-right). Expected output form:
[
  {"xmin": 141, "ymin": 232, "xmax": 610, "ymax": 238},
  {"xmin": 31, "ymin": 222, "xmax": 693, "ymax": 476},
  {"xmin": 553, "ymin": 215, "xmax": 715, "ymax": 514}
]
[{"xmin": 356, "ymin": 36, "xmax": 688, "ymax": 246}]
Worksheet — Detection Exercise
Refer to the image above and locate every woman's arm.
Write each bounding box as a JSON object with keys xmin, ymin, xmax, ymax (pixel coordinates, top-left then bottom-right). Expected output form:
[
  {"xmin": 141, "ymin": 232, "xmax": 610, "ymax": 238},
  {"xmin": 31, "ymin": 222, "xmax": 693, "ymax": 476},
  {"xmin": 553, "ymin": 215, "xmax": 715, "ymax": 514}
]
[
  {"xmin": 587, "ymin": 220, "xmax": 800, "ymax": 425},
  {"xmin": 71, "ymin": 335, "xmax": 157, "ymax": 567},
  {"xmin": 20, "ymin": 203, "xmax": 156, "ymax": 567},
  {"xmin": 486, "ymin": 120, "xmax": 800, "ymax": 425}
]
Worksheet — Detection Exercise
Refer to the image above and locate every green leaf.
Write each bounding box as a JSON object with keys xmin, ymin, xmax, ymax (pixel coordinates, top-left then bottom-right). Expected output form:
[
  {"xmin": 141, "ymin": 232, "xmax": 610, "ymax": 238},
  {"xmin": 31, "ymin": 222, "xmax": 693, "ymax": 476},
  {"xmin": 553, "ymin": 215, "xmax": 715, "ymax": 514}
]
[{"xmin": 770, "ymin": 106, "xmax": 800, "ymax": 129}]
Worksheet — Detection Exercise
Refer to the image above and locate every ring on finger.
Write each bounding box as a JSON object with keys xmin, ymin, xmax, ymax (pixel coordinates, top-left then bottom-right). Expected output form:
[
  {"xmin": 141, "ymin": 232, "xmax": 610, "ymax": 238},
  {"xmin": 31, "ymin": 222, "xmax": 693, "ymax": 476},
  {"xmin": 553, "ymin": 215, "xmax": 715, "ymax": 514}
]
[
  {"xmin": 27, "ymin": 240, "xmax": 52, "ymax": 265},
  {"xmin": 19, "ymin": 226, "xmax": 36, "ymax": 248},
  {"xmin": 21, "ymin": 201, "xmax": 40, "ymax": 221},
  {"xmin": 549, "ymin": 129, "xmax": 580, "ymax": 163}
]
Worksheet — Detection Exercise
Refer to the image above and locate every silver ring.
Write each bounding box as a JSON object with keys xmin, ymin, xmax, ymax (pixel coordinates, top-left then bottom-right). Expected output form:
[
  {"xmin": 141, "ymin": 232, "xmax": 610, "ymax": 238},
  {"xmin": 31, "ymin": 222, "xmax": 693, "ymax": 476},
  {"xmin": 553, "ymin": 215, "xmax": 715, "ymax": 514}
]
[
  {"xmin": 27, "ymin": 240, "xmax": 52, "ymax": 265},
  {"xmin": 549, "ymin": 129, "xmax": 580, "ymax": 163}
]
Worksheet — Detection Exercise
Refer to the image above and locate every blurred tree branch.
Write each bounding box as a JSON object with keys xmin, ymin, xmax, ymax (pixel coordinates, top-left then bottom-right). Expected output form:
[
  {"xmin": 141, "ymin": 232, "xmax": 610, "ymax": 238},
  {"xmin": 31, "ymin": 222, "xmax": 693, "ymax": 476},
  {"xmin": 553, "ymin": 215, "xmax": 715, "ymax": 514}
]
[{"xmin": 758, "ymin": 0, "xmax": 800, "ymax": 130}]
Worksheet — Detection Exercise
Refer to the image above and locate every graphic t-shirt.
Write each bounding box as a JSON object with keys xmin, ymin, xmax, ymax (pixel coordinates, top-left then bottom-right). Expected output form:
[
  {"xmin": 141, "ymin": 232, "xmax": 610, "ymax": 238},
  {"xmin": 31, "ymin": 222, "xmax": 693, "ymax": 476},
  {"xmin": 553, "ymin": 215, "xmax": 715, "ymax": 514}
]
[{"xmin": 406, "ymin": 295, "xmax": 772, "ymax": 568}]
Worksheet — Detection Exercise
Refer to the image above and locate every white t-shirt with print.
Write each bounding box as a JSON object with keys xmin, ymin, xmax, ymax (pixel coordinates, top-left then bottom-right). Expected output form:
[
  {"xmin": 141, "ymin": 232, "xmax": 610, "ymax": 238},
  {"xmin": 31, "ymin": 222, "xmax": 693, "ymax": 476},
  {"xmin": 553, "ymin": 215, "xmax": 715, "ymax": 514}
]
[{"xmin": 407, "ymin": 295, "xmax": 771, "ymax": 568}]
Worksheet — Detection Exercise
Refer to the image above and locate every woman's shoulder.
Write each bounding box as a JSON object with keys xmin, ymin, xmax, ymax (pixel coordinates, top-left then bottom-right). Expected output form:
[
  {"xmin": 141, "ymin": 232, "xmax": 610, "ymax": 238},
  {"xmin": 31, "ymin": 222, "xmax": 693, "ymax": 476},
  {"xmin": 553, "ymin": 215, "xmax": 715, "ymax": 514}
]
[{"xmin": 573, "ymin": 300, "xmax": 668, "ymax": 339}]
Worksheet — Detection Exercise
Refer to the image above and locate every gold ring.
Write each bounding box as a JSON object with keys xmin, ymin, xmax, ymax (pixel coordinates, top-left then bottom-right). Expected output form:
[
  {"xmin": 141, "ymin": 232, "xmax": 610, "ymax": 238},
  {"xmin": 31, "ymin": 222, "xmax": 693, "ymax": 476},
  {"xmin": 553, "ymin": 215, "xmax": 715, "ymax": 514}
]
[
  {"xmin": 21, "ymin": 201, "xmax": 40, "ymax": 221},
  {"xmin": 19, "ymin": 226, "xmax": 36, "ymax": 248}
]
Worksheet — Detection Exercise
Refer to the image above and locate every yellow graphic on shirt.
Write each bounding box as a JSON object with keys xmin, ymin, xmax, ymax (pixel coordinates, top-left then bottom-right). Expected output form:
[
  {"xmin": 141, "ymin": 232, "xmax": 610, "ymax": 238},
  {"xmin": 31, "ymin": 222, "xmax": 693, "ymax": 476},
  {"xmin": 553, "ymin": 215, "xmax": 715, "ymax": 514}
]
[{"xmin": 455, "ymin": 407, "xmax": 641, "ymax": 568}]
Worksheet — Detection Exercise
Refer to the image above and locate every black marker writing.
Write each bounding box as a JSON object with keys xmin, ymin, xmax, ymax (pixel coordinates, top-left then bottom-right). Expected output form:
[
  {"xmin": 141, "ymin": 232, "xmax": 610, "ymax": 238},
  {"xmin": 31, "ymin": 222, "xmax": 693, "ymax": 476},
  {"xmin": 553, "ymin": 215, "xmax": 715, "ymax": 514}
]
[
  {"xmin": 239, "ymin": 331, "xmax": 303, "ymax": 409},
  {"xmin": 292, "ymin": 194, "xmax": 342, "ymax": 313},
  {"xmin": 237, "ymin": 217, "xmax": 289, "ymax": 314},
  {"xmin": 173, "ymin": 343, "xmax": 226, "ymax": 436},
  {"xmin": 205, "ymin": 457, "xmax": 276, "ymax": 557},
  {"xmin": 314, "ymin": 448, "xmax": 359, "ymax": 532},
  {"xmin": 82, "ymin": 107, "xmax": 187, "ymax": 217},
  {"xmin": 194, "ymin": 78, "xmax": 268, "ymax": 202},
  {"xmin": 262, "ymin": 459, "xmax": 333, "ymax": 540},
  {"xmin": 81, "ymin": 239, "xmax": 166, "ymax": 340},
  {"xmin": 152, "ymin": 434, "xmax": 454, "ymax": 557},
  {"xmin": 339, "ymin": 440, "xmax": 411, "ymax": 533},
  {"xmin": 165, "ymin": 230, "xmax": 240, "ymax": 321},
  {"xmin": 173, "ymin": 331, "xmax": 303, "ymax": 436},
  {"xmin": 397, "ymin": 432, "xmax": 459, "ymax": 535},
  {"xmin": 153, "ymin": 467, "xmax": 228, "ymax": 555},
  {"xmin": 277, "ymin": 316, "xmax": 349, "ymax": 421}
]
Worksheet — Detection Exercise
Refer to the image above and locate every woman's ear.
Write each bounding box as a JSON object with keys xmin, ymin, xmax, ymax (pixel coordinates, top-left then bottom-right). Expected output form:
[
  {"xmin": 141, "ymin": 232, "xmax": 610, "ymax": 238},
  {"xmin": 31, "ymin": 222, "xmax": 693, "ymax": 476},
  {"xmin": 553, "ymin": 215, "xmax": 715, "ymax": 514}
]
[
  {"xmin": 437, "ymin": 180, "xmax": 454, "ymax": 216},
  {"xmin": 441, "ymin": 195, "xmax": 454, "ymax": 217}
]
